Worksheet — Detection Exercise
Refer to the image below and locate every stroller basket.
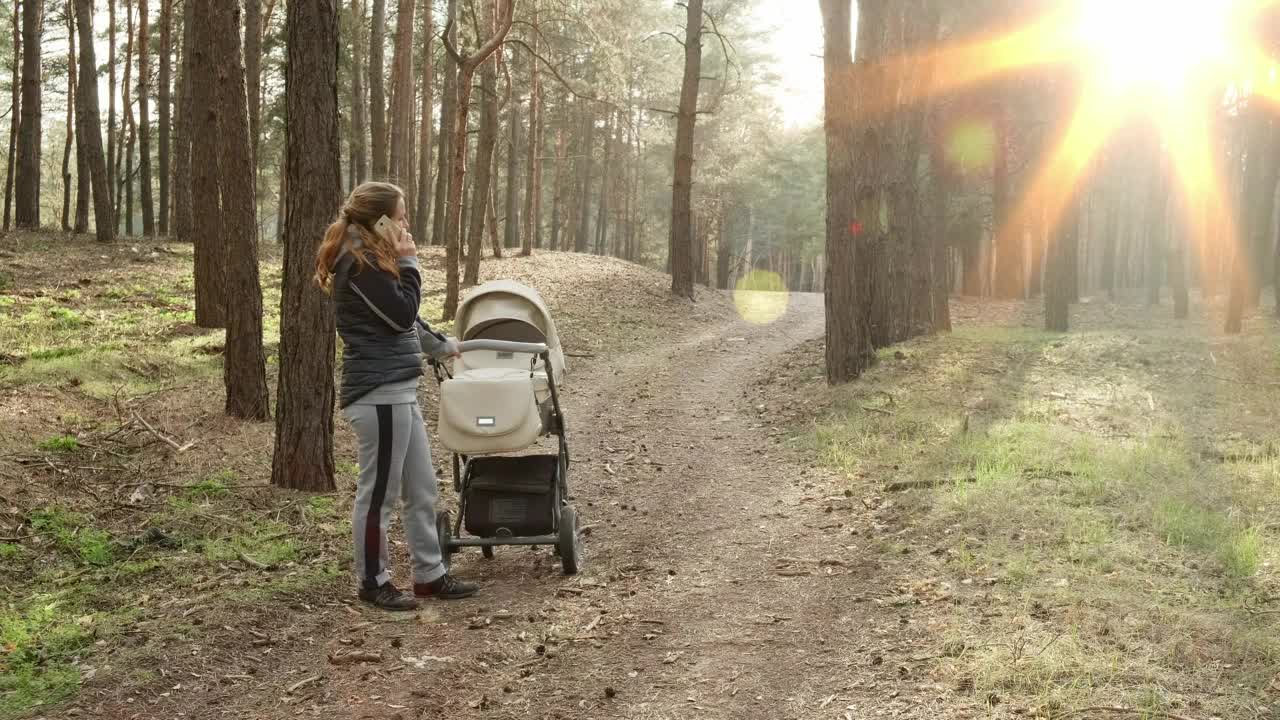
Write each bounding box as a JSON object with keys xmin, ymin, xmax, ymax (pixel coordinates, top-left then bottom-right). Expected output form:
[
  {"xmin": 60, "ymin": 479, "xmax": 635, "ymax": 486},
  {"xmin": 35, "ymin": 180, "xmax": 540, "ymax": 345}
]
[{"xmin": 464, "ymin": 455, "xmax": 558, "ymax": 537}]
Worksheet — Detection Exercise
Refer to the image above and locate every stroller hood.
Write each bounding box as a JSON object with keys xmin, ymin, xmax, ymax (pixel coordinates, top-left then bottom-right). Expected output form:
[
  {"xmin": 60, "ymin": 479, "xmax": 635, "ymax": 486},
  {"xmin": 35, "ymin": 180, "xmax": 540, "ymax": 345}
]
[{"xmin": 455, "ymin": 280, "xmax": 566, "ymax": 384}]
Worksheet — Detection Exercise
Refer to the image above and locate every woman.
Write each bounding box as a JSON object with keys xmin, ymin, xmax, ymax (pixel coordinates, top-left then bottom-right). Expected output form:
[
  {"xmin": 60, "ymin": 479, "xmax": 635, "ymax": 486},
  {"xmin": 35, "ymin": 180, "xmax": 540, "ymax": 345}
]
[{"xmin": 315, "ymin": 181, "xmax": 479, "ymax": 610}]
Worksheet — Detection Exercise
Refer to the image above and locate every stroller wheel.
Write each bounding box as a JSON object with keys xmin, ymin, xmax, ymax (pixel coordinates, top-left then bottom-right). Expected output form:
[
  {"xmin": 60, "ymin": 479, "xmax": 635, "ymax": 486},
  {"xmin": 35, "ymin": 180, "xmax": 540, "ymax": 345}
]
[
  {"xmin": 557, "ymin": 506, "xmax": 583, "ymax": 575},
  {"xmin": 482, "ymin": 545, "xmax": 495, "ymax": 559},
  {"xmin": 436, "ymin": 510, "xmax": 453, "ymax": 572}
]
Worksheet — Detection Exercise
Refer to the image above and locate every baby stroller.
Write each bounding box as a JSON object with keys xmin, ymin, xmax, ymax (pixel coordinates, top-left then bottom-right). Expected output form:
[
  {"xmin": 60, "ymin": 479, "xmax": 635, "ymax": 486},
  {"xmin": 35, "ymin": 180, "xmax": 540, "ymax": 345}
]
[{"xmin": 428, "ymin": 280, "xmax": 583, "ymax": 575}]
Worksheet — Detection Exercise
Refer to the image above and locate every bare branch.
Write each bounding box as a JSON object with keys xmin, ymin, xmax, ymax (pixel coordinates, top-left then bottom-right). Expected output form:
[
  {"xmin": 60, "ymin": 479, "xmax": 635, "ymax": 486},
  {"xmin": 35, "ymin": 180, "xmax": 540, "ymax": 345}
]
[
  {"xmin": 650, "ymin": 30, "xmax": 686, "ymax": 48},
  {"xmin": 441, "ymin": 18, "xmax": 464, "ymax": 65}
]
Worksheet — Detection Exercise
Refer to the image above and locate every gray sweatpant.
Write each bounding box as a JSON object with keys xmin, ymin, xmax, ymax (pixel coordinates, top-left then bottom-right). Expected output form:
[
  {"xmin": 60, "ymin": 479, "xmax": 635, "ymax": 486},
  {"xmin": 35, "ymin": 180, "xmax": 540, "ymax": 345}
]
[{"xmin": 343, "ymin": 401, "xmax": 447, "ymax": 590}]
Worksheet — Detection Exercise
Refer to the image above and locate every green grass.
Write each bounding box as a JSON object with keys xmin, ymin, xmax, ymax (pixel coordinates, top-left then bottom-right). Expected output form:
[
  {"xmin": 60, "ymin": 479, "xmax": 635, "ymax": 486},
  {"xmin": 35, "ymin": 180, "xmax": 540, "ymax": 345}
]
[
  {"xmin": 806, "ymin": 322, "xmax": 1280, "ymax": 715},
  {"xmin": 28, "ymin": 507, "xmax": 115, "ymax": 566},
  {"xmin": 36, "ymin": 435, "xmax": 79, "ymax": 452},
  {"xmin": 184, "ymin": 471, "xmax": 234, "ymax": 500},
  {"xmin": 0, "ymin": 594, "xmax": 94, "ymax": 718}
]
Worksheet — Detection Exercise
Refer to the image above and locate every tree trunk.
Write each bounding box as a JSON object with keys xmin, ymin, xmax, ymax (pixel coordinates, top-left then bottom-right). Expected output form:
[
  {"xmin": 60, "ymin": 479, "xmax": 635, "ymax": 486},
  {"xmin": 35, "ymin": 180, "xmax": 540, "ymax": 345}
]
[
  {"xmin": 992, "ymin": 105, "xmax": 1022, "ymax": 299},
  {"xmin": 521, "ymin": 2, "xmax": 539, "ymax": 256},
  {"xmin": 350, "ymin": 0, "xmax": 368, "ymax": 186},
  {"xmin": 464, "ymin": 29, "xmax": 499, "ymax": 287},
  {"xmin": 413, "ymin": 0, "xmax": 432, "ymax": 239},
  {"xmin": 2, "ymin": 0, "xmax": 18, "ymax": 232},
  {"xmin": 125, "ymin": 130, "xmax": 135, "ymax": 235},
  {"xmin": 73, "ymin": 0, "xmax": 113, "ymax": 243},
  {"xmin": 1101, "ymin": 185, "xmax": 1118, "ymax": 299},
  {"xmin": 595, "ymin": 111, "xmax": 615, "ymax": 255},
  {"xmin": 138, "ymin": 0, "xmax": 155, "ymax": 236},
  {"xmin": 171, "ymin": 0, "xmax": 192, "ymax": 241},
  {"xmin": 107, "ymin": 0, "xmax": 117, "ymax": 216},
  {"xmin": 430, "ymin": 0, "xmax": 457, "ymax": 245},
  {"xmin": 1044, "ymin": 201, "xmax": 1075, "ymax": 331},
  {"xmin": 1171, "ymin": 197, "xmax": 1189, "ymax": 319},
  {"xmin": 442, "ymin": 0, "xmax": 513, "ymax": 320},
  {"xmin": 368, "ymin": 0, "xmax": 387, "ymax": 178},
  {"xmin": 388, "ymin": 0, "xmax": 415, "ymax": 187},
  {"xmin": 1243, "ymin": 106, "xmax": 1280, "ymax": 308},
  {"xmin": 74, "ymin": 75, "xmax": 90, "ymax": 233},
  {"xmin": 207, "ymin": 0, "xmax": 269, "ymax": 420},
  {"xmin": 1145, "ymin": 155, "xmax": 1167, "ymax": 307},
  {"xmin": 245, "ymin": 0, "xmax": 262, "ymax": 172},
  {"xmin": 505, "ymin": 91, "xmax": 520, "ymax": 250},
  {"xmin": 574, "ymin": 104, "xmax": 595, "ymax": 253},
  {"xmin": 158, "ymin": 0, "xmax": 171, "ymax": 234},
  {"xmin": 14, "ymin": 0, "xmax": 42, "ymax": 228},
  {"xmin": 820, "ymin": 0, "xmax": 871, "ymax": 381},
  {"xmin": 62, "ymin": 3, "xmax": 75, "ymax": 233},
  {"xmin": 669, "ymin": 0, "xmax": 701, "ymax": 300},
  {"xmin": 550, "ymin": 123, "xmax": 564, "ymax": 251},
  {"xmin": 927, "ymin": 111, "xmax": 952, "ymax": 332},
  {"xmin": 487, "ymin": 156, "xmax": 502, "ymax": 258},
  {"xmin": 191, "ymin": 0, "xmax": 225, "ymax": 328},
  {"xmin": 274, "ymin": 0, "xmax": 339, "ymax": 491},
  {"xmin": 120, "ymin": 0, "xmax": 134, "ymax": 234}
]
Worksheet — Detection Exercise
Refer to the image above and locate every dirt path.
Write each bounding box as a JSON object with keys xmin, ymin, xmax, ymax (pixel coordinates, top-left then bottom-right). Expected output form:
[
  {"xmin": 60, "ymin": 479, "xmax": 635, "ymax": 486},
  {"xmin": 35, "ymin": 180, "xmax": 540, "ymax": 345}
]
[{"xmin": 101, "ymin": 292, "xmax": 938, "ymax": 720}]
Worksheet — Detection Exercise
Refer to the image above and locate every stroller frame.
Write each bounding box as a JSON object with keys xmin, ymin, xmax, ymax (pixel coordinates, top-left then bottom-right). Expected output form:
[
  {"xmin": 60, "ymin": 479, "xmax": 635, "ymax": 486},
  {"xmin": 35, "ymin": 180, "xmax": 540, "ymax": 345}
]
[{"xmin": 430, "ymin": 339, "xmax": 583, "ymax": 575}]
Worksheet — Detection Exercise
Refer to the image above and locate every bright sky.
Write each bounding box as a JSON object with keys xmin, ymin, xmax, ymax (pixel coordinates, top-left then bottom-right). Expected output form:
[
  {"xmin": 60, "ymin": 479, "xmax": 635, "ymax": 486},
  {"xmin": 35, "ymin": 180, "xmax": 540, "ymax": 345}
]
[{"xmin": 752, "ymin": 0, "xmax": 834, "ymax": 130}]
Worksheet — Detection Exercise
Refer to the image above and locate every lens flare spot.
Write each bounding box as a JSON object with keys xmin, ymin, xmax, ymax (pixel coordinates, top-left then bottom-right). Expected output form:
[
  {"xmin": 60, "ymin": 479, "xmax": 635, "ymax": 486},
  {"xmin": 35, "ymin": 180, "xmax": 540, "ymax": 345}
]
[
  {"xmin": 946, "ymin": 120, "xmax": 996, "ymax": 174},
  {"xmin": 734, "ymin": 271, "xmax": 789, "ymax": 326}
]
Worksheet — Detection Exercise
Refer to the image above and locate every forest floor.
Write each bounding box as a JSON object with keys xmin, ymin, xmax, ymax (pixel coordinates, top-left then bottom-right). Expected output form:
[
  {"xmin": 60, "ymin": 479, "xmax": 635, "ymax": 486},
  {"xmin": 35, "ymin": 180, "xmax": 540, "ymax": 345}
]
[{"xmin": 1, "ymin": 231, "xmax": 1279, "ymax": 720}]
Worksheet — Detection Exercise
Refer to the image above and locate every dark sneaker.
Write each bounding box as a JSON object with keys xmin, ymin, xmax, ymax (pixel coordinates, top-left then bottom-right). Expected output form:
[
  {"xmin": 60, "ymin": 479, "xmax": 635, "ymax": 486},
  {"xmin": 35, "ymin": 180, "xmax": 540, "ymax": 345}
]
[
  {"xmin": 414, "ymin": 574, "xmax": 479, "ymax": 600},
  {"xmin": 358, "ymin": 582, "xmax": 419, "ymax": 611}
]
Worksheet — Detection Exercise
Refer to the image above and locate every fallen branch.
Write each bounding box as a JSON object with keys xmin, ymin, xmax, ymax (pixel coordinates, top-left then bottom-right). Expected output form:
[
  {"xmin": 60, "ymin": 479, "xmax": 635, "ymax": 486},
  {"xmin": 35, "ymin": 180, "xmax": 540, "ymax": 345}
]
[
  {"xmin": 885, "ymin": 477, "xmax": 975, "ymax": 492},
  {"xmin": 1060, "ymin": 707, "xmax": 1198, "ymax": 720},
  {"xmin": 328, "ymin": 650, "xmax": 382, "ymax": 665},
  {"xmin": 237, "ymin": 551, "xmax": 271, "ymax": 571},
  {"xmin": 131, "ymin": 412, "xmax": 197, "ymax": 453},
  {"xmin": 861, "ymin": 405, "xmax": 894, "ymax": 416},
  {"xmin": 285, "ymin": 675, "xmax": 322, "ymax": 693}
]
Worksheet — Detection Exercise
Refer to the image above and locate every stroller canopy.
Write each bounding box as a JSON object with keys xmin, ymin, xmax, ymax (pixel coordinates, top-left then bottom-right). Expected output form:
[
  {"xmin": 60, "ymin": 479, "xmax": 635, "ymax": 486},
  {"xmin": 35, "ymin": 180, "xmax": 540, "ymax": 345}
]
[{"xmin": 455, "ymin": 280, "xmax": 566, "ymax": 382}]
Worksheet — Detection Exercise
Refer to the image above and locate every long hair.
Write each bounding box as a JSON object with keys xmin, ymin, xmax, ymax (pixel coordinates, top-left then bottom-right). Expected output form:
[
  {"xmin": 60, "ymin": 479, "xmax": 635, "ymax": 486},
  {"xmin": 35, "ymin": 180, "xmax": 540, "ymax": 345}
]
[{"xmin": 314, "ymin": 181, "xmax": 406, "ymax": 292}]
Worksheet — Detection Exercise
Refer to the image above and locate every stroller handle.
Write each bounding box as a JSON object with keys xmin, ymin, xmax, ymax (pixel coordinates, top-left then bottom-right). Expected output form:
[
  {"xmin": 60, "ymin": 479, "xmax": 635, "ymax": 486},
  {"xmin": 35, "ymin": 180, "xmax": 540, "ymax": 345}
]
[{"xmin": 458, "ymin": 339, "xmax": 549, "ymax": 356}]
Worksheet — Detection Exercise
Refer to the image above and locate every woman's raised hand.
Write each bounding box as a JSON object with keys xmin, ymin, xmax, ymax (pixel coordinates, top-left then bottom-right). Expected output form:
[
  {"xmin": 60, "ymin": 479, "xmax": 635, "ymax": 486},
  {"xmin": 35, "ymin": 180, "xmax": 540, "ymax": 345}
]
[{"xmin": 395, "ymin": 230, "xmax": 417, "ymax": 257}]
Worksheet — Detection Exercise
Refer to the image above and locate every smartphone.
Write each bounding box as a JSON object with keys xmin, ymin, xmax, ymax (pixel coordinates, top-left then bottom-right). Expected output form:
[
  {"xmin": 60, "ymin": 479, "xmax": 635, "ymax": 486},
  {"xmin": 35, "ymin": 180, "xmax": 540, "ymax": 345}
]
[{"xmin": 372, "ymin": 215, "xmax": 399, "ymax": 243}]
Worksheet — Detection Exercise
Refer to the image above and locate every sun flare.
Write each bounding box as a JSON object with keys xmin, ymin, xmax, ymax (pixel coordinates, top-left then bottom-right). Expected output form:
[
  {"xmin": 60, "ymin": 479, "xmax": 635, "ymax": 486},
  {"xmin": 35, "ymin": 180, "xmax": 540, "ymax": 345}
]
[{"xmin": 1073, "ymin": 0, "xmax": 1237, "ymax": 95}]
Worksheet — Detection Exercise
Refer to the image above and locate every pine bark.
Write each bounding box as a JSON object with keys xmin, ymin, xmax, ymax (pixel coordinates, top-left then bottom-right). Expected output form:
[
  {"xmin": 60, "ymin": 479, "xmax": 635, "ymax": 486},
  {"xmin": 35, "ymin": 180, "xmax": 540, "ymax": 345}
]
[
  {"xmin": 138, "ymin": 0, "xmax": 155, "ymax": 236},
  {"xmin": 413, "ymin": 0, "xmax": 433, "ymax": 238},
  {"xmin": 245, "ymin": 0, "xmax": 262, "ymax": 170},
  {"xmin": 62, "ymin": 3, "xmax": 75, "ymax": 233},
  {"xmin": 2, "ymin": 0, "xmax": 19, "ymax": 232},
  {"xmin": 368, "ymin": 0, "xmax": 388, "ymax": 178},
  {"xmin": 120, "ymin": 0, "xmax": 134, "ymax": 235},
  {"xmin": 464, "ymin": 18, "xmax": 500, "ymax": 286},
  {"xmin": 504, "ymin": 89, "xmax": 520, "ymax": 250},
  {"xmin": 158, "ymin": 0, "xmax": 171, "ymax": 234},
  {"xmin": 73, "ymin": 0, "xmax": 114, "ymax": 243},
  {"xmin": 191, "ymin": 0, "xmax": 225, "ymax": 328},
  {"xmin": 668, "ymin": 0, "xmax": 702, "ymax": 298},
  {"xmin": 430, "ymin": 0, "xmax": 457, "ymax": 245},
  {"xmin": 14, "ymin": 0, "xmax": 42, "ymax": 228},
  {"xmin": 388, "ymin": 0, "xmax": 415, "ymax": 186},
  {"xmin": 171, "ymin": 0, "xmax": 192, "ymax": 241},
  {"xmin": 107, "ymin": 0, "xmax": 117, "ymax": 215},
  {"xmin": 521, "ymin": 0, "xmax": 539, "ymax": 256},
  {"xmin": 208, "ymin": 0, "xmax": 269, "ymax": 420},
  {"xmin": 441, "ymin": 0, "xmax": 514, "ymax": 320},
  {"xmin": 350, "ymin": 0, "xmax": 368, "ymax": 186},
  {"xmin": 274, "ymin": 0, "xmax": 339, "ymax": 491}
]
